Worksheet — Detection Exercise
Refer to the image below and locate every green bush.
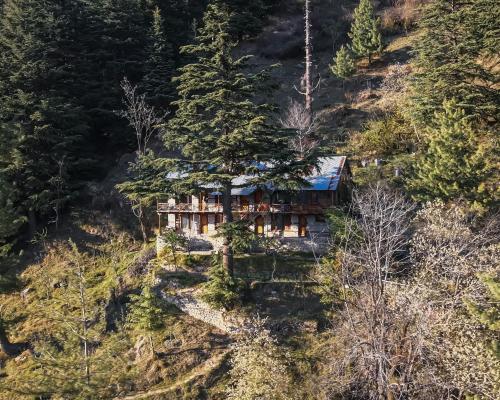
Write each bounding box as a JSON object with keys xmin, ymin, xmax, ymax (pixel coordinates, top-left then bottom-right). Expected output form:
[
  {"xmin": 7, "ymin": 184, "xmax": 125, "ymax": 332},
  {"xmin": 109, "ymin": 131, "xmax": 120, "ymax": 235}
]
[
  {"xmin": 200, "ymin": 253, "xmax": 244, "ymax": 310},
  {"xmin": 348, "ymin": 112, "xmax": 416, "ymax": 160}
]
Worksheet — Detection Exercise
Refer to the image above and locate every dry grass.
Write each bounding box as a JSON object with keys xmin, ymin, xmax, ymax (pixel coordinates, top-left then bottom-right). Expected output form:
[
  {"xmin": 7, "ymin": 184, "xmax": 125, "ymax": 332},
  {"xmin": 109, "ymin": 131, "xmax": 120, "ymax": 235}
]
[{"xmin": 381, "ymin": 0, "xmax": 429, "ymax": 33}]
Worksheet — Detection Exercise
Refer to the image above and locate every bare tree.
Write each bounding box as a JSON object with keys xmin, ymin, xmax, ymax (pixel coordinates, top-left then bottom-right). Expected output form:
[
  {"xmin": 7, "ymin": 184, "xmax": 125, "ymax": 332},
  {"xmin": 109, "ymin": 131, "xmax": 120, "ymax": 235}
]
[
  {"xmin": 280, "ymin": 98, "xmax": 319, "ymax": 158},
  {"xmin": 408, "ymin": 202, "xmax": 500, "ymax": 399},
  {"xmin": 118, "ymin": 78, "xmax": 166, "ymax": 242},
  {"xmin": 295, "ymin": 0, "xmax": 321, "ymax": 122},
  {"xmin": 319, "ymin": 184, "xmax": 421, "ymax": 400},
  {"xmin": 119, "ymin": 78, "xmax": 165, "ymax": 156},
  {"xmin": 49, "ymin": 157, "xmax": 66, "ymax": 230},
  {"xmin": 318, "ymin": 196, "xmax": 500, "ymax": 400},
  {"xmin": 304, "ymin": 0, "xmax": 313, "ymax": 118}
]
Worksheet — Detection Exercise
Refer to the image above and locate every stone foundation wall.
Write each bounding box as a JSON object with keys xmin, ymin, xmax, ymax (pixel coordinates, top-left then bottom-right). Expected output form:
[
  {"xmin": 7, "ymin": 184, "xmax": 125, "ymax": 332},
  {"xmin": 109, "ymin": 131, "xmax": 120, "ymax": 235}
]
[
  {"xmin": 278, "ymin": 236, "xmax": 330, "ymax": 254},
  {"xmin": 157, "ymin": 233, "xmax": 330, "ymax": 254}
]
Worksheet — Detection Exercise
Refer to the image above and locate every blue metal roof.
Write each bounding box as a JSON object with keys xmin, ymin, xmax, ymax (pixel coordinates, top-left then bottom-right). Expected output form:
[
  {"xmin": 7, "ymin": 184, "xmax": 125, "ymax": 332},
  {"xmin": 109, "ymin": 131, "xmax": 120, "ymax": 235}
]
[
  {"xmin": 301, "ymin": 156, "xmax": 346, "ymax": 191},
  {"xmin": 165, "ymin": 156, "xmax": 347, "ymax": 193}
]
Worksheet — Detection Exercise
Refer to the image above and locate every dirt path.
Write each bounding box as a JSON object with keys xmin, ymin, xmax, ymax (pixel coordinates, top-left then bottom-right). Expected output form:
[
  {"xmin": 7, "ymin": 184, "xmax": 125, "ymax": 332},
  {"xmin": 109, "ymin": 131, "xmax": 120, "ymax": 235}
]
[{"xmin": 114, "ymin": 350, "xmax": 230, "ymax": 400}]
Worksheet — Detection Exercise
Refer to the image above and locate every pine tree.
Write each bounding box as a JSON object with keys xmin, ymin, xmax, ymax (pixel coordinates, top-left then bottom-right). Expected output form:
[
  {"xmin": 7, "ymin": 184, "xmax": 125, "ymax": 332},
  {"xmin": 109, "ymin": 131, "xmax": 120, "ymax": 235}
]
[
  {"xmin": 82, "ymin": 0, "xmax": 149, "ymax": 153},
  {"xmin": 348, "ymin": 0, "xmax": 382, "ymax": 64},
  {"xmin": 221, "ymin": 0, "xmax": 268, "ymax": 39},
  {"xmin": 467, "ymin": 274, "xmax": 500, "ymax": 334},
  {"xmin": 128, "ymin": 285, "xmax": 165, "ymax": 355},
  {"xmin": 330, "ymin": 45, "xmax": 356, "ymax": 81},
  {"xmin": 0, "ymin": 0, "xmax": 89, "ymax": 234},
  {"xmin": 165, "ymin": 3, "xmax": 311, "ymax": 275},
  {"xmin": 408, "ymin": 0, "xmax": 499, "ymax": 127},
  {"xmin": 201, "ymin": 253, "xmax": 242, "ymax": 310},
  {"xmin": 142, "ymin": 6, "xmax": 175, "ymax": 109},
  {"xmin": 0, "ymin": 177, "xmax": 23, "ymax": 289},
  {"xmin": 407, "ymin": 99, "xmax": 497, "ymax": 209}
]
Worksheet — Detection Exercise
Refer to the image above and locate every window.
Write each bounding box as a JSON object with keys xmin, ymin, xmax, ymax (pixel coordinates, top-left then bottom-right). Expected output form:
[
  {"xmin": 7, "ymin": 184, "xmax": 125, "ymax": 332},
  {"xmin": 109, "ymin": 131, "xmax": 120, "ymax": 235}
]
[{"xmin": 181, "ymin": 214, "xmax": 191, "ymax": 229}]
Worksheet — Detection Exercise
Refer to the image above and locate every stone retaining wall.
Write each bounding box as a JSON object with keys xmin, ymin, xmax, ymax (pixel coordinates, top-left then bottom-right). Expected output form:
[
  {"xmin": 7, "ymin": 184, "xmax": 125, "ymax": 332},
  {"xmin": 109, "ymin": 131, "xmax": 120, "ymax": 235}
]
[
  {"xmin": 157, "ymin": 234, "xmax": 330, "ymax": 255},
  {"xmin": 159, "ymin": 288, "xmax": 245, "ymax": 334}
]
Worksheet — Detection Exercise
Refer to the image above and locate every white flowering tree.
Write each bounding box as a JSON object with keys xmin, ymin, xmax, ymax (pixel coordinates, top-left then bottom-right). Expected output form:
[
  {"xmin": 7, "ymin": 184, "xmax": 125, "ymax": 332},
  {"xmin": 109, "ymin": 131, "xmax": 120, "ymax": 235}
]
[
  {"xmin": 410, "ymin": 202, "xmax": 500, "ymax": 399},
  {"xmin": 226, "ymin": 317, "xmax": 296, "ymax": 400}
]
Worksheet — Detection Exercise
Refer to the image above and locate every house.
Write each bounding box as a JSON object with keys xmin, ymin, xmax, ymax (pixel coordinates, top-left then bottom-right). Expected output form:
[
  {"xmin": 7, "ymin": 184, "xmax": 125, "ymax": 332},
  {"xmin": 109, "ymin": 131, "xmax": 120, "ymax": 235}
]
[{"xmin": 156, "ymin": 156, "xmax": 351, "ymax": 252}]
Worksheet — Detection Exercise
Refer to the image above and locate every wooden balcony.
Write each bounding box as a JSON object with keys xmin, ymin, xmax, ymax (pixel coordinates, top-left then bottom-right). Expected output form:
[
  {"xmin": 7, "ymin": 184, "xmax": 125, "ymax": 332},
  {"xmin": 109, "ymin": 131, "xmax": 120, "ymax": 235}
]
[{"xmin": 158, "ymin": 202, "xmax": 332, "ymax": 214}]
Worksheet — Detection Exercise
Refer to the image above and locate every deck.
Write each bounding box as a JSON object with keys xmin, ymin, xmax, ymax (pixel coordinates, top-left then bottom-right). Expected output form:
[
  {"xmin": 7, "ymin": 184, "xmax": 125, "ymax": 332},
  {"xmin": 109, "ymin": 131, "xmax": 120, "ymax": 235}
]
[{"xmin": 157, "ymin": 203, "xmax": 331, "ymax": 214}]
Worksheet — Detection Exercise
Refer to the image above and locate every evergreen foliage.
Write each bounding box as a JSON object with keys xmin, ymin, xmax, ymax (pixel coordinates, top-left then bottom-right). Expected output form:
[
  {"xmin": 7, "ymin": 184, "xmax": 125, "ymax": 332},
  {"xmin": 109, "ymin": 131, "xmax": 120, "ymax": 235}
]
[
  {"xmin": 200, "ymin": 253, "xmax": 243, "ymax": 310},
  {"xmin": 348, "ymin": 0, "xmax": 382, "ymax": 63},
  {"xmin": 466, "ymin": 273, "xmax": 500, "ymax": 358},
  {"xmin": 409, "ymin": 0, "xmax": 500, "ymax": 127},
  {"xmin": 164, "ymin": 2, "xmax": 313, "ymax": 274},
  {"xmin": 0, "ymin": 178, "xmax": 23, "ymax": 287},
  {"xmin": 468, "ymin": 274, "xmax": 500, "ymax": 332},
  {"xmin": 407, "ymin": 99, "xmax": 497, "ymax": 209},
  {"xmin": 221, "ymin": 0, "xmax": 269, "ymax": 39},
  {"xmin": 128, "ymin": 286, "xmax": 165, "ymax": 333},
  {"xmin": 0, "ymin": 179, "xmax": 23, "ymax": 254},
  {"xmin": 330, "ymin": 45, "xmax": 356, "ymax": 80},
  {"xmin": 159, "ymin": 228, "xmax": 187, "ymax": 267},
  {"xmin": 0, "ymin": 0, "xmax": 207, "ymax": 250},
  {"xmin": 142, "ymin": 6, "xmax": 175, "ymax": 109},
  {"xmin": 0, "ymin": 0, "xmax": 91, "ymax": 235}
]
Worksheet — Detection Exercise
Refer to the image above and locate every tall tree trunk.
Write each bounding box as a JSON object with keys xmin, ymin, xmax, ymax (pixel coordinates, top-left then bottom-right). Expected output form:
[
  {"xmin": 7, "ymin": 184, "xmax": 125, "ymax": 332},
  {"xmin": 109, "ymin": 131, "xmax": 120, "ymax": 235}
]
[
  {"xmin": 222, "ymin": 183, "xmax": 234, "ymax": 276},
  {"xmin": 304, "ymin": 0, "xmax": 313, "ymax": 121},
  {"xmin": 133, "ymin": 202, "xmax": 148, "ymax": 243},
  {"xmin": 139, "ymin": 212, "xmax": 148, "ymax": 244}
]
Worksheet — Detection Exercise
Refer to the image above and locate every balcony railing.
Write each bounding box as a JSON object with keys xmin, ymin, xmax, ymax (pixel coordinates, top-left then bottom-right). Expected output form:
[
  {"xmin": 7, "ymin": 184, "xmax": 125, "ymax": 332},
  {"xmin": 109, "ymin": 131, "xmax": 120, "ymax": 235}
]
[{"xmin": 158, "ymin": 202, "xmax": 331, "ymax": 214}]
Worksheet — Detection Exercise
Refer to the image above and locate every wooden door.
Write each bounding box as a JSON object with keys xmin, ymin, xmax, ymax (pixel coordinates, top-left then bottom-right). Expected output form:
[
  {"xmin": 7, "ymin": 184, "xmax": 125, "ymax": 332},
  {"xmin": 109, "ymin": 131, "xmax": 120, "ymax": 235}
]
[
  {"xmin": 200, "ymin": 214, "xmax": 208, "ymax": 234},
  {"xmin": 254, "ymin": 215, "xmax": 265, "ymax": 236},
  {"xmin": 298, "ymin": 215, "xmax": 307, "ymax": 237}
]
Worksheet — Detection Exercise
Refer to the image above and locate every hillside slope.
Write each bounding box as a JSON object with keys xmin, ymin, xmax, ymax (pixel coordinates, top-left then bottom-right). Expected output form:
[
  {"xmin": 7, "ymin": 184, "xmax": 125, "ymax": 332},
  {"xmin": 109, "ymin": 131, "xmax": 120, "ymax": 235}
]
[{"xmin": 0, "ymin": 1, "xmax": 423, "ymax": 399}]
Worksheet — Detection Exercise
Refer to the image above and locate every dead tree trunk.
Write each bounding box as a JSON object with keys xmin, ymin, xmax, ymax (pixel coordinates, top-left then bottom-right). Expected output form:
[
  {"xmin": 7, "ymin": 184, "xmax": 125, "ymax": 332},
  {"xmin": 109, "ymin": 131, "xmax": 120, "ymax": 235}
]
[
  {"xmin": 222, "ymin": 183, "xmax": 234, "ymax": 277},
  {"xmin": 119, "ymin": 78, "xmax": 166, "ymax": 244},
  {"xmin": 304, "ymin": 0, "xmax": 313, "ymax": 121}
]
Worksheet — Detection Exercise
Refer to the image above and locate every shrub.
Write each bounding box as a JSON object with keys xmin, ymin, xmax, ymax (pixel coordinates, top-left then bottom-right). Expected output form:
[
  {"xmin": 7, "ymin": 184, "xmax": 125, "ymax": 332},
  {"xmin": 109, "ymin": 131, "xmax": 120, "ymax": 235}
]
[
  {"xmin": 226, "ymin": 317, "xmax": 296, "ymax": 400},
  {"xmin": 381, "ymin": 0, "xmax": 427, "ymax": 33},
  {"xmin": 200, "ymin": 253, "xmax": 244, "ymax": 310},
  {"xmin": 348, "ymin": 112, "xmax": 416, "ymax": 159}
]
